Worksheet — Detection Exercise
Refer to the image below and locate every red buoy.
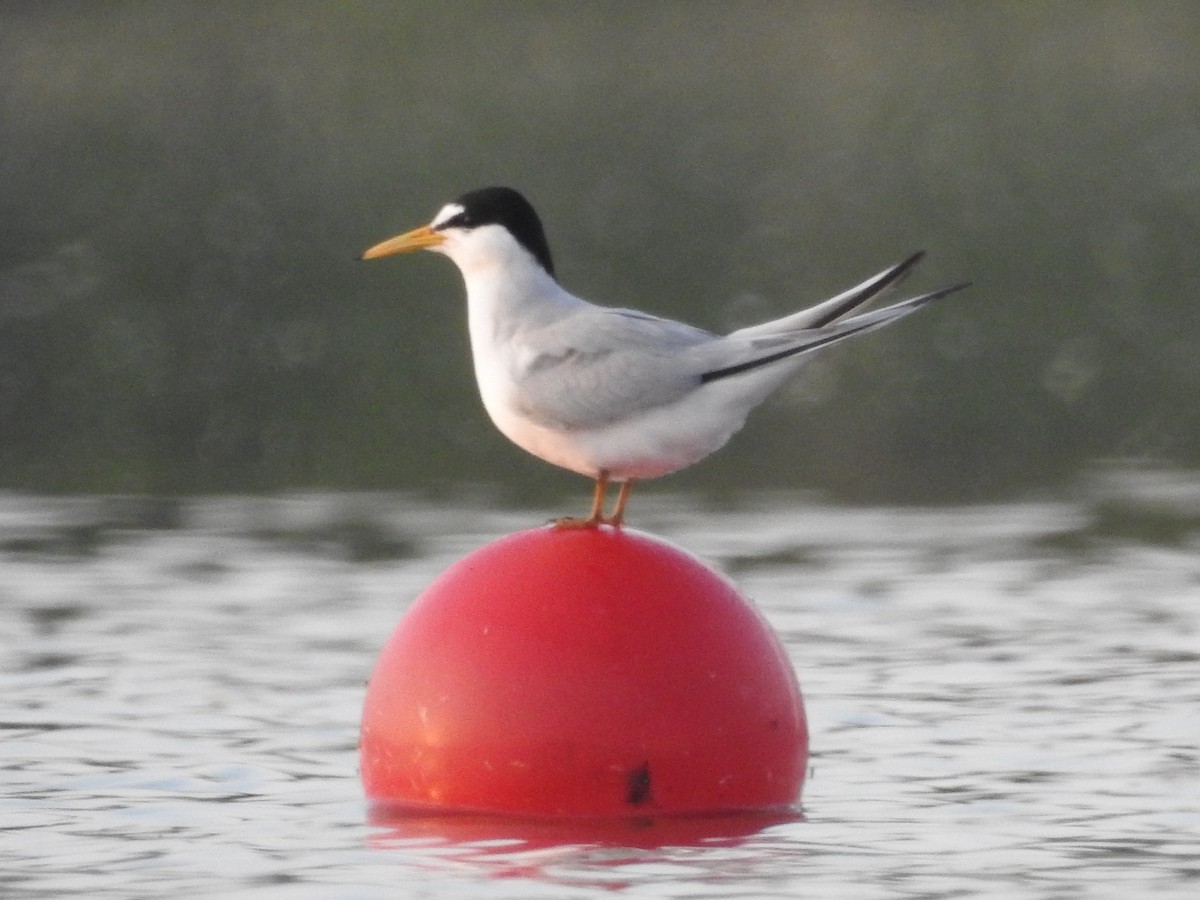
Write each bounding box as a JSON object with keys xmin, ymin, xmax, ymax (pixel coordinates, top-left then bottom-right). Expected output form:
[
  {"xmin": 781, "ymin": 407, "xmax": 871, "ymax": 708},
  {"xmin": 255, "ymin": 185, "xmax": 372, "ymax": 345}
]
[{"xmin": 360, "ymin": 526, "xmax": 806, "ymax": 817}]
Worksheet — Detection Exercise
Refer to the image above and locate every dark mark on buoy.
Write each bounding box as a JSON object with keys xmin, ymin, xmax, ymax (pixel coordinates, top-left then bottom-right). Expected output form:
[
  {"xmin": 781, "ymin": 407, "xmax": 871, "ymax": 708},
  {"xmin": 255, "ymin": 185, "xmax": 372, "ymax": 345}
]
[{"xmin": 627, "ymin": 762, "xmax": 652, "ymax": 805}]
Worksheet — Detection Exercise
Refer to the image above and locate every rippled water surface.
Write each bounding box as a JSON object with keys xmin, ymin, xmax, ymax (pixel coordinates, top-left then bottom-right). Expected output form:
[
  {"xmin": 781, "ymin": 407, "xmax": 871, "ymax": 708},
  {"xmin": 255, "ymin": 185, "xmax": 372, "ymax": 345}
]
[{"xmin": 3, "ymin": 472, "xmax": 1199, "ymax": 898}]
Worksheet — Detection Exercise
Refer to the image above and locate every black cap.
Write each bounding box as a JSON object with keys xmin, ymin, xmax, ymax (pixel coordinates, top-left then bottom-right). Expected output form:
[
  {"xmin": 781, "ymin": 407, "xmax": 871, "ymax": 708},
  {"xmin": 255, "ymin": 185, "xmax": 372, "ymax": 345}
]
[{"xmin": 436, "ymin": 186, "xmax": 556, "ymax": 277}]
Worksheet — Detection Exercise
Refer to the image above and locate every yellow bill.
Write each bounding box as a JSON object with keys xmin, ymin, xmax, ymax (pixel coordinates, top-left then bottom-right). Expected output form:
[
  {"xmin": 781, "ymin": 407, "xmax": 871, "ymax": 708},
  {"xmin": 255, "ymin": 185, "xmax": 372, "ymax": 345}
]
[{"xmin": 360, "ymin": 224, "xmax": 446, "ymax": 260}]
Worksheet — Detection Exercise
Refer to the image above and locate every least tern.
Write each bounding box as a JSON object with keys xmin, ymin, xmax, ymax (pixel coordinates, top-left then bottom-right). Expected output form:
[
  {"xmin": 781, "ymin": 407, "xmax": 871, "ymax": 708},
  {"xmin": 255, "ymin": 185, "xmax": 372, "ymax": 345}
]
[{"xmin": 362, "ymin": 186, "xmax": 968, "ymax": 527}]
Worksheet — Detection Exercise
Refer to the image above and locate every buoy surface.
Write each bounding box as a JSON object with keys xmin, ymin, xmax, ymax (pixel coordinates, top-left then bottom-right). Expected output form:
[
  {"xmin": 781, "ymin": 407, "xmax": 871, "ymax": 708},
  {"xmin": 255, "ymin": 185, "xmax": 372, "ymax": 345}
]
[{"xmin": 361, "ymin": 526, "xmax": 806, "ymax": 817}]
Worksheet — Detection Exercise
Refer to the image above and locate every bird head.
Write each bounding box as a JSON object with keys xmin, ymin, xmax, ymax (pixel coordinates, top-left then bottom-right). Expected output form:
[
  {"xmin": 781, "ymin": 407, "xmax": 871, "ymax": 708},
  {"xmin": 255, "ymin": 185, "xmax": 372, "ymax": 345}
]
[{"xmin": 361, "ymin": 186, "xmax": 556, "ymax": 281}]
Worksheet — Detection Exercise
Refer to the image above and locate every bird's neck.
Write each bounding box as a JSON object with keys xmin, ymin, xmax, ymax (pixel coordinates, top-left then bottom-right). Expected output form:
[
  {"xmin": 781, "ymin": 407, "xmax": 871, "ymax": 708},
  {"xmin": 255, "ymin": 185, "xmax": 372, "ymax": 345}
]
[{"xmin": 458, "ymin": 258, "xmax": 576, "ymax": 347}]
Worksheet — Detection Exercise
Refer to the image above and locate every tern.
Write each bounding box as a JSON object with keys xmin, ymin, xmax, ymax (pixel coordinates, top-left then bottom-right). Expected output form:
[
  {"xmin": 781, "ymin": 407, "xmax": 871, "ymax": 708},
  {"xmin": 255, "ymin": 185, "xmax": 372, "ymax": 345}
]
[{"xmin": 362, "ymin": 186, "xmax": 968, "ymax": 528}]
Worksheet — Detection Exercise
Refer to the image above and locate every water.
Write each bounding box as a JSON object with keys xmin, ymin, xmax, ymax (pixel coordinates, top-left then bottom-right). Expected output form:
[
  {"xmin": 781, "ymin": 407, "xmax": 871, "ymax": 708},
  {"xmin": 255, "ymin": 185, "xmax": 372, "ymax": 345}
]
[{"xmin": 3, "ymin": 471, "xmax": 1198, "ymax": 898}]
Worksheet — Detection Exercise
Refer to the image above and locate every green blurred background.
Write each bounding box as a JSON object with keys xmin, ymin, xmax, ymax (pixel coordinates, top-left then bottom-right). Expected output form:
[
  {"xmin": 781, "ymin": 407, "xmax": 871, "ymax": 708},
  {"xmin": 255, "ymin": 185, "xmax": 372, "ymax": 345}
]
[{"xmin": 2, "ymin": 2, "xmax": 1197, "ymax": 504}]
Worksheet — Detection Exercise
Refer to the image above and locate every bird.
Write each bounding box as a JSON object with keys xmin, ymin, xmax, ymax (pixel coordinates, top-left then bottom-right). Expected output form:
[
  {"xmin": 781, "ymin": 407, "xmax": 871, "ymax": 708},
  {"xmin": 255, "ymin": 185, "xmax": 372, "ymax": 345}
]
[{"xmin": 361, "ymin": 186, "xmax": 968, "ymax": 528}]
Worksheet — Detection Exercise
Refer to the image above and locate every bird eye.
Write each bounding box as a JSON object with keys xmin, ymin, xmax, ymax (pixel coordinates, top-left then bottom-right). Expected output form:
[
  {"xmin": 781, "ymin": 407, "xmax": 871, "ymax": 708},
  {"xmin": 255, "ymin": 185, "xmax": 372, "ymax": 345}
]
[{"xmin": 437, "ymin": 211, "xmax": 471, "ymax": 231}]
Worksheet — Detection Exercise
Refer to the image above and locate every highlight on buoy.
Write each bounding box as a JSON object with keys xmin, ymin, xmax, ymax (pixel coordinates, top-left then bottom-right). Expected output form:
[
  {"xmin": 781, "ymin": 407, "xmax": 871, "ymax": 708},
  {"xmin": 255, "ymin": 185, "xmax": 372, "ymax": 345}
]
[{"xmin": 360, "ymin": 525, "xmax": 807, "ymax": 818}]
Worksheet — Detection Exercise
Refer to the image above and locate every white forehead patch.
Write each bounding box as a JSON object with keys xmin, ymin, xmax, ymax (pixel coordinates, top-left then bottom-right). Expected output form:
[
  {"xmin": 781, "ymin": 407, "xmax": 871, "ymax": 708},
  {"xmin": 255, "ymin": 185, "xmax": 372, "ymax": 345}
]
[{"xmin": 430, "ymin": 202, "xmax": 465, "ymax": 229}]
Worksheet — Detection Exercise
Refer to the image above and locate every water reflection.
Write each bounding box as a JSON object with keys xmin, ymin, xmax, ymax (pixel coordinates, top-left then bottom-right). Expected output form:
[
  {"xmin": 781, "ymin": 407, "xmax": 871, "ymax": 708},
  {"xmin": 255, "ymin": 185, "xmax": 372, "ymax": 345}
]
[{"xmin": 369, "ymin": 806, "xmax": 801, "ymax": 853}]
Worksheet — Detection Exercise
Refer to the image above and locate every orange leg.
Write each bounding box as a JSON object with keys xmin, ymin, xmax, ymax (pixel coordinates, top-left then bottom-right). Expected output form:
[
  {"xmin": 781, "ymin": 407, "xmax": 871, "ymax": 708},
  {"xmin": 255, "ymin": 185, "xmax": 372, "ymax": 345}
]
[
  {"xmin": 554, "ymin": 472, "xmax": 610, "ymax": 529},
  {"xmin": 553, "ymin": 473, "xmax": 635, "ymax": 529},
  {"xmin": 608, "ymin": 480, "xmax": 634, "ymax": 527}
]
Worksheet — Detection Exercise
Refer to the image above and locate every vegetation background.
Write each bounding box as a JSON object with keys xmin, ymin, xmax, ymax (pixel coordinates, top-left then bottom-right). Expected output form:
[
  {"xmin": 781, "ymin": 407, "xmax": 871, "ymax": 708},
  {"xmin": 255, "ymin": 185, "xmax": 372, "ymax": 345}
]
[{"xmin": 3, "ymin": 2, "xmax": 1196, "ymax": 503}]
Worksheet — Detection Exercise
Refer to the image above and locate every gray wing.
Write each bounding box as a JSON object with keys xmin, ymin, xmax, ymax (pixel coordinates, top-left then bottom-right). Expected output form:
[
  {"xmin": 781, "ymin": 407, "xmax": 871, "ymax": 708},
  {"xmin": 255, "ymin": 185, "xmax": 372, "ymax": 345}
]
[
  {"xmin": 501, "ymin": 258, "xmax": 970, "ymax": 429},
  {"xmin": 509, "ymin": 307, "xmax": 716, "ymax": 429}
]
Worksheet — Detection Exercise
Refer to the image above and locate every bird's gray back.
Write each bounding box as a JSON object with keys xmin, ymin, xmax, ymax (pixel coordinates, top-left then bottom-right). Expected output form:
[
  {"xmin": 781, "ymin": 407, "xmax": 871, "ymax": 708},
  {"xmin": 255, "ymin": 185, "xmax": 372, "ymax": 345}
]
[{"xmin": 507, "ymin": 306, "xmax": 716, "ymax": 430}]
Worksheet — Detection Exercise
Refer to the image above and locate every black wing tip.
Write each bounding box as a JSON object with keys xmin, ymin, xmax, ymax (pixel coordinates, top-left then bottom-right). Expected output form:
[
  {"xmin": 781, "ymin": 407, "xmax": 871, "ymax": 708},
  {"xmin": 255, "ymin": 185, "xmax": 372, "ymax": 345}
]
[
  {"xmin": 892, "ymin": 251, "xmax": 970, "ymax": 306},
  {"xmin": 700, "ymin": 276, "xmax": 969, "ymax": 386},
  {"xmin": 887, "ymin": 250, "xmax": 926, "ymax": 280},
  {"xmin": 918, "ymin": 281, "xmax": 973, "ymax": 305},
  {"xmin": 878, "ymin": 250, "xmax": 926, "ymax": 291},
  {"xmin": 807, "ymin": 250, "xmax": 929, "ymax": 328}
]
